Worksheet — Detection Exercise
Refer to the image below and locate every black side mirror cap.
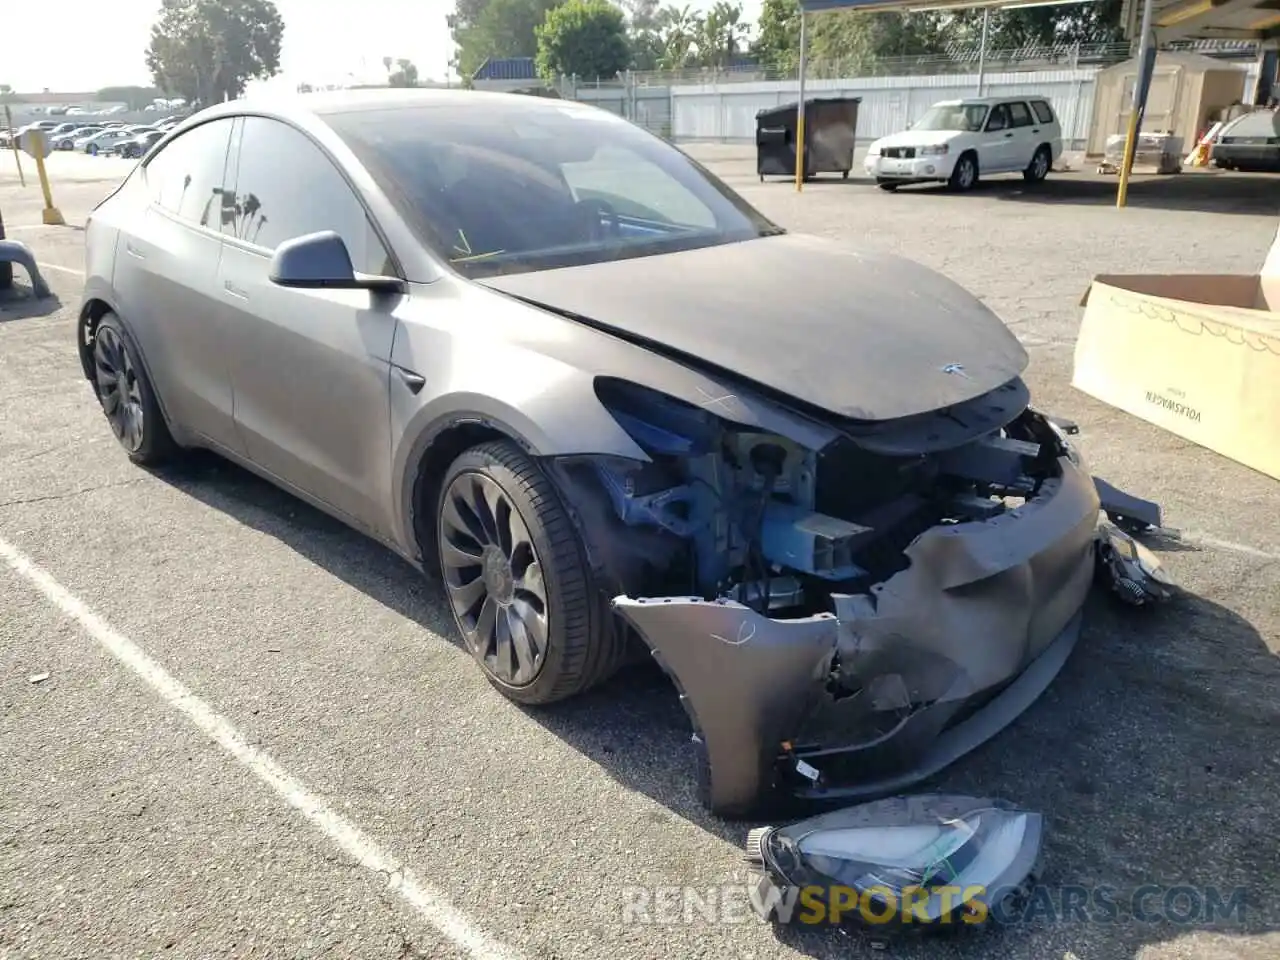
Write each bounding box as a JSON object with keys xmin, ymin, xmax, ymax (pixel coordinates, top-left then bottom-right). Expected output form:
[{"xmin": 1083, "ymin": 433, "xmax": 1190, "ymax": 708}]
[{"xmin": 268, "ymin": 230, "xmax": 405, "ymax": 294}]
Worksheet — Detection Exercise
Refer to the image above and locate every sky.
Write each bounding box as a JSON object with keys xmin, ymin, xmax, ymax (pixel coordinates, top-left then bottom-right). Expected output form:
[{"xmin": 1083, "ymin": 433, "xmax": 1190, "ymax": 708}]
[{"xmin": 4, "ymin": 0, "xmax": 763, "ymax": 94}]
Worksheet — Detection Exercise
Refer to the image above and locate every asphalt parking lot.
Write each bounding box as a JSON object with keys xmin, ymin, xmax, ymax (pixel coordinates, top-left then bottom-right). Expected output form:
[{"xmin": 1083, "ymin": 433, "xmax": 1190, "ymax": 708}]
[{"xmin": 2, "ymin": 146, "xmax": 1279, "ymax": 960}]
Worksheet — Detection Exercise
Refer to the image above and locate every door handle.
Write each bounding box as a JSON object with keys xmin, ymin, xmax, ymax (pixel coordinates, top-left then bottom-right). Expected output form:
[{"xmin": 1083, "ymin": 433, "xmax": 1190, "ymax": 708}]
[
  {"xmin": 1032, "ymin": 128, "xmax": 1040, "ymax": 133},
  {"xmin": 223, "ymin": 280, "xmax": 249, "ymax": 300},
  {"xmin": 1004, "ymin": 132, "xmax": 1014, "ymax": 138},
  {"xmin": 394, "ymin": 365, "xmax": 426, "ymax": 394},
  {"xmin": 125, "ymin": 241, "xmax": 146, "ymax": 259}
]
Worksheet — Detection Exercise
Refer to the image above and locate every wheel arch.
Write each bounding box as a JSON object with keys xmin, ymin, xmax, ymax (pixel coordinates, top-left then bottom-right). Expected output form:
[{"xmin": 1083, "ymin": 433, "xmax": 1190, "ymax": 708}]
[{"xmin": 399, "ymin": 410, "xmax": 548, "ymax": 576}]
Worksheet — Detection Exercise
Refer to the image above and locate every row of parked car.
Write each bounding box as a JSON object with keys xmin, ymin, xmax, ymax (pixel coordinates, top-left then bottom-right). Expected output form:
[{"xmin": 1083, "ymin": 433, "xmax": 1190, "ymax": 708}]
[{"xmin": 1, "ymin": 114, "xmax": 188, "ymax": 160}]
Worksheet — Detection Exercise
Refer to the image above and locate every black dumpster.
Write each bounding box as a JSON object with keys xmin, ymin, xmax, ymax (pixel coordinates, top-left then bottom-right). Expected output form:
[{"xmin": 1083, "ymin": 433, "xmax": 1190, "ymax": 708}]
[{"xmin": 756, "ymin": 96, "xmax": 860, "ymax": 182}]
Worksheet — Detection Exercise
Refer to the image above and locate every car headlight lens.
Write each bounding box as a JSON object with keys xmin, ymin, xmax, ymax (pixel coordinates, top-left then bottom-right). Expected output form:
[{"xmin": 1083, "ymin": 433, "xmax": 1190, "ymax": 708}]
[
  {"xmin": 746, "ymin": 795, "xmax": 1043, "ymax": 927},
  {"xmin": 918, "ymin": 144, "xmax": 949, "ymax": 156}
]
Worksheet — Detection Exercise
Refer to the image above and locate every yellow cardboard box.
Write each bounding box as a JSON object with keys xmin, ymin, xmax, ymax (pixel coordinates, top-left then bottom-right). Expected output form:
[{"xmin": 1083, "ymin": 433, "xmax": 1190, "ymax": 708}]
[{"xmin": 1072, "ymin": 225, "xmax": 1280, "ymax": 480}]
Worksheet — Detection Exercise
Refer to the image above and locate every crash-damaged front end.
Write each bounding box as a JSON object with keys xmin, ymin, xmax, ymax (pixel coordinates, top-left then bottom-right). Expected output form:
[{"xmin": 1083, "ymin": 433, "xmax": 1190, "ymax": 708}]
[{"xmin": 543, "ymin": 373, "xmax": 1168, "ymax": 818}]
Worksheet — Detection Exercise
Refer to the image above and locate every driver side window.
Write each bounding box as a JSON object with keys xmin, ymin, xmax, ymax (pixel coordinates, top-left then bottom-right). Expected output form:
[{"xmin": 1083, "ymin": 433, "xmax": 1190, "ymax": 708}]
[
  {"xmin": 223, "ymin": 117, "xmax": 394, "ymax": 276},
  {"xmin": 986, "ymin": 105, "xmax": 1011, "ymax": 132}
]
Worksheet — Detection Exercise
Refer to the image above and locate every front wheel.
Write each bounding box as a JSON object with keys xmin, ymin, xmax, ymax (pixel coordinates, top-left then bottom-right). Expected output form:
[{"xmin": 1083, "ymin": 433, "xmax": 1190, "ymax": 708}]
[
  {"xmin": 436, "ymin": 440, "xmax": 616, "ymax": 705},
  {"xmin": 948, "ymin": 152, "xmax": 978, "ymax": 191},
  {"xmin": 1024, "ymin": 145, "xmax": 1051, "ymax": 182},
  {"xmin": 876, "ymin": 178, "xmax": 899, "ymax": 191}
]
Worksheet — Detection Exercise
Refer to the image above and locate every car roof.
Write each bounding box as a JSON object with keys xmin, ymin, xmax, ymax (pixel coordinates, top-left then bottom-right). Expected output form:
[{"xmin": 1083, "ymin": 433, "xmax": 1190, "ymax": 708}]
[
  {"xmin": 196, "ymin": 87, "xmax": 583, "ymax": 126},
  {"xmin": 931, "ymin": 96, "xmax": 1047, "ymax": 107}
]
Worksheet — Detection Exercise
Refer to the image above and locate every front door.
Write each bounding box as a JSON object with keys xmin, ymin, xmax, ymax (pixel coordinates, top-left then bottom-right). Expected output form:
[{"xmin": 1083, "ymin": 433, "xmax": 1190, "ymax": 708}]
[
  {"xmin": 215, "ymin": 116, "xmax": 402, "ymax": 539},
  {"xmin": 979, "ymin": 104, "xmax": 1016, "ymax": 172}
]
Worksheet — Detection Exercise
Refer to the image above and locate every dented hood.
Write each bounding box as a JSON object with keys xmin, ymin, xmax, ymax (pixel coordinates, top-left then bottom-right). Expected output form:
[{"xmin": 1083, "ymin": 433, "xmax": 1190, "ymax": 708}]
[{"xmin": 478, "ymin": 233, "xmax": 1028, "ymax": 422}]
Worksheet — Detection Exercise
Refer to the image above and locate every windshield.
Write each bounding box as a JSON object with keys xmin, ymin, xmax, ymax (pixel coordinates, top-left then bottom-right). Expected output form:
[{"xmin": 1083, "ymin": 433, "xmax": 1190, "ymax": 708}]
[
  {"xmin": 911, "ymin": 103, "xmax": 988, "ymax": 133},
  {"xmin": 1225, "ymin": 111, "xmax": 1280, "ymax": 138},
  {"xmin": 328, "ymin": 100, "xmax": 781, "ymax": 278}
]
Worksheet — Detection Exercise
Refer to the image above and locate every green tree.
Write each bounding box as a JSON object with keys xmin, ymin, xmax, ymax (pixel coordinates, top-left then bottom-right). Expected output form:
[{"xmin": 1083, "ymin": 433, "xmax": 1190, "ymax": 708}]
[
  {"xmin": 145, "ymin": 0, "xmax": 284, "ymax": 106},
  {"xmin": 653, "ymin": 4, "xmax": 700, "ymax": 70},
  {"xmin": 752, "ymin": 0, "xmax": 800, "ymax": 74},
  {"xmin": 451, "ymin": 0, "xmax": 562, "ymax": 79},
  {"xmin": 698, "ymin": 1, "xmax": 747, "ymax": 68},
  {"xmin": 621, "ymin": 0, "xmax": 663, "ymax": 70},
  {"xmin": 388, "ymin": 58, "xmax": 420, "ymax": 86},
  {"xmin": 951, "ymin": 0, "xmax": 1124, "ymax": 48},
  {"xmin": 536, "ymin": 0, "xmax": 630, "ymax": 80}
]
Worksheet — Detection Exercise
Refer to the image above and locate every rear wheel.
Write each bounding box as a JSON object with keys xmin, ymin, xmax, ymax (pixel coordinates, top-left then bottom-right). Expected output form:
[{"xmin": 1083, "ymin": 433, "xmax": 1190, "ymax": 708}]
[
  {"xmin": 91, "ymin": 312, "xmax": 177, "ymax": 465},
  {"xmin": 436, "ymin": 440, "xmax": 615, "ymax": 705},
  {"xmin": 948, "ymin": 151, "xmax": 978, "ymax": 191},
  {"xmin": 1024, "ymin": 145, "xmax": 1051, "ymax": 182}
]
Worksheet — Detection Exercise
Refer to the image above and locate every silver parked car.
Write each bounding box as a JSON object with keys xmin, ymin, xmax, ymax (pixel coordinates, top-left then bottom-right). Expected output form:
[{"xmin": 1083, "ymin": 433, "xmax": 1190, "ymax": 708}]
[{"xmin": 78, "ymin": 90, "xmax": 1168, "ymax": 816}]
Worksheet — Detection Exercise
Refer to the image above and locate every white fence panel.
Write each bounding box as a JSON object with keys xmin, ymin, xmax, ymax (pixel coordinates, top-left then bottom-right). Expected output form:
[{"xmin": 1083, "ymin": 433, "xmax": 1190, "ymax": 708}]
[{"xmin": 670, "ymin": 69, "xmax": 1099, "ymax": 147}]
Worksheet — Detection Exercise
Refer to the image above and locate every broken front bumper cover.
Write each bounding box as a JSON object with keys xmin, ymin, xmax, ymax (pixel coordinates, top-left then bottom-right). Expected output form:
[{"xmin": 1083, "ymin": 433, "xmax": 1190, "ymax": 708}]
[{"xmin": 612, "ymin": 458, "xmax": 1171, "ymax": 818}]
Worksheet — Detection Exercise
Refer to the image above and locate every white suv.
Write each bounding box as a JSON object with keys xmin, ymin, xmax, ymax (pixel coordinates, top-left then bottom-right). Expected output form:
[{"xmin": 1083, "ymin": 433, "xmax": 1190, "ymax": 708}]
[{"xmin": 864, "ymin": 97, "xmax": 1063, "ymax": 191}]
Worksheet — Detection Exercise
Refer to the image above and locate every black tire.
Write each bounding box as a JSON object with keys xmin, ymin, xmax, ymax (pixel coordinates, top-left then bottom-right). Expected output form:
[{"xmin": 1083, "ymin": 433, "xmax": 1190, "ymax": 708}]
[
  {"xmin": 436, "ymin": 440, "xmax": 618, "ymax": 705},
  {"xmin": 91, "ymin": 312, "xmax": 178, "ymax": 465},
  {"xmin": 1023, "ymin": 145, "xmax": 1052, "ymax": 182},
  {"xmin": 948, "ymin": 151, "xmax": 978, "ymax": 191},
  {"xmin": 841, "ymin": 169, "xmax": 850, "ymax": 180},
  {"xmin": 876, "ymin": 178, "xmax": 899, "ymax": 191},
  {"xmin": 0, "ymin": 210, "xmax": 10, "ymax": 290}
]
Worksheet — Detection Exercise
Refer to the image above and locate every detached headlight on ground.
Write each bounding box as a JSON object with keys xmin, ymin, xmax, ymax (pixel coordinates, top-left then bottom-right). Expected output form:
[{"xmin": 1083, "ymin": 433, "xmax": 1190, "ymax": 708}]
[{"xmin": 745, "ymin": 795, "xmax": 1043, "ymax": 928}]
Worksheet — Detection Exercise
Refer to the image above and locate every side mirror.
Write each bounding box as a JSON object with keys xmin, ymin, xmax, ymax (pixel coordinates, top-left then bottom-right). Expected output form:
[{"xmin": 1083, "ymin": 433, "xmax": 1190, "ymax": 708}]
[{"xmin": 268, "ymin": 230, "xmax": 405, "ymax": 294}]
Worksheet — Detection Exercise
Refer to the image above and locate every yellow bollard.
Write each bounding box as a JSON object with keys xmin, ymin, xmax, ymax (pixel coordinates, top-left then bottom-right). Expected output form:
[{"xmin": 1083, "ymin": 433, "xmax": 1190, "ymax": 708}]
[
  {"xmin": 29, "ymin": 132, "xmax": 65, "ymax": 226},
  {"xmin": 3, "ymin": 104, "xmax": 25, "ymax": 187}
]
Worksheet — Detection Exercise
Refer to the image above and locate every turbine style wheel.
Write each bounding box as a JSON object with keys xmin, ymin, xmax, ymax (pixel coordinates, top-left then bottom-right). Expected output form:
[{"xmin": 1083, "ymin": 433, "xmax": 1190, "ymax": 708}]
[
  {"xmin": 94, "ymin": 323, "xmax": 145, "ymax": 453},
  {"xmin": 90, "ymin": 312, "xmax": 176, "ymax": 464},
  {"xmin": 434, "ymin": 440, "xmax": 625, "ymax": 705},
  {"xmin": 439, "ymin": 470, "xmax": 550, "ymax": 688}
]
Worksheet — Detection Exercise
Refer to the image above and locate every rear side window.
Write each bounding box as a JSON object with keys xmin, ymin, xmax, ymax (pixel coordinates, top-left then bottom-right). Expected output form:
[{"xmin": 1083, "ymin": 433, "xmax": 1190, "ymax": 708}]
[
  {"xmin": 1007, "ymin": 102, "xmax": 1034, "ymax": 128},
  {"xmin": 143, "ymin": 119, "xmax": 235, "ymax": 229},
  {"xmin": 1030, "ymin": 100, "xmax": 1055, "ymax": 125},
  {"xmin": 223, "ymin": 116, "xmax": 392, "ymax": 275}
]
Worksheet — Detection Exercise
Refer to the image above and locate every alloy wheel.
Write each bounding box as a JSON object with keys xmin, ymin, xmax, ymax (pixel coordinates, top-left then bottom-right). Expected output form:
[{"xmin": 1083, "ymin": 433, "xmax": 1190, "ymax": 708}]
[
  {"xmin": 1033, "ymin": 150, "xmax": 1049, "ymax": 179},
  {"xmin": 958, "ymin": 158, "xmax": 976, "ymax": 189},
  {"xmin": 93, "ymin": 325, "xmax": 145, "ymax": 453},
  {"xmin": 438, "ymin": 472, "xmax": 549, "ymax": 687}
]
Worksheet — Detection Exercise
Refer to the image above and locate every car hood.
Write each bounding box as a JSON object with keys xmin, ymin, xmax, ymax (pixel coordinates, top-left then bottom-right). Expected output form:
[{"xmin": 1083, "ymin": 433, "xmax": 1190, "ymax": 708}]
[
  {"xmin": 477, "ymin": 233, "xmax": 1028, "ymax": 423},
  {"xmin": 874, "ymin": 129, "xmax": 963, "ymax": 148}
]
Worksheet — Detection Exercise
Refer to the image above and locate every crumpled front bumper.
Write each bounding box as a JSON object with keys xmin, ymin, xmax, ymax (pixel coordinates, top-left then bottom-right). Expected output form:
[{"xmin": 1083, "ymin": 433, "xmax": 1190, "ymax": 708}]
[{"xmin": 612, "ymin": 455, "xmax": 1103, "ymax": 818}]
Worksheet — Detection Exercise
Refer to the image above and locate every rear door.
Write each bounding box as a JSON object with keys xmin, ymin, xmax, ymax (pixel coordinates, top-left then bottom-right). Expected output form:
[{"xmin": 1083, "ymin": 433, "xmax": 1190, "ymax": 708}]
[
  {"xmin": 216, "ymin": 115, "xmax": 401, "ymax": 538},
  {"xmin": 1028, "ymin": 100, "xmax": 1061, "ymax": 156},
  {"xmin": 110, "ymin": 117, "xmax": 244, "ymax": 454}
]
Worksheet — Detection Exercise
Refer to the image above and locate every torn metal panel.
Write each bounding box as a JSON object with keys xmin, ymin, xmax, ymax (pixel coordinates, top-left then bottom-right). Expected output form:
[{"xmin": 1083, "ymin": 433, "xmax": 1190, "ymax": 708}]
[{"xmin": 613, "ymin": 456, "xmax": 1102, "ymax": 817}]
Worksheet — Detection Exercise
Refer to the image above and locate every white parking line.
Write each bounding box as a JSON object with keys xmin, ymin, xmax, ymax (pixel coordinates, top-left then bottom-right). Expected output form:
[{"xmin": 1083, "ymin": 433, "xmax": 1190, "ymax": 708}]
[
  {"xmin": 0, "ymin": 534, "xmax": 526, "ymax": 960},
  {"xmin": 37, "ymin": 261, "xmax": 83, "ymax": 277}
]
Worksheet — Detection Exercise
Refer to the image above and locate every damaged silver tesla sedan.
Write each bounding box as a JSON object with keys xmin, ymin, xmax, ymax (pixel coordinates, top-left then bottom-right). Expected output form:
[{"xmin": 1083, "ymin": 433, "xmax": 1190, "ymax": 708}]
[{"xmin": 79, "ymin": 90, "xmax": 1167, "ymax": 818}]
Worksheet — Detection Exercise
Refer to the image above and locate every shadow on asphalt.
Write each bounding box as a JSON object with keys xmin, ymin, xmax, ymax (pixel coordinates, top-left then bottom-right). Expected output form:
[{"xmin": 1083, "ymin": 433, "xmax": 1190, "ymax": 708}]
[
  {"xmin": 151, "ymin": 451, "xmax": 1280, "ymax": 959},
  {"xmin": 0, "ymin": 285, "xmax": 62, "ymax": 323},
  {"xmin": 813, "ymin": 169, "xmax": 1280, "ymax": 216}
]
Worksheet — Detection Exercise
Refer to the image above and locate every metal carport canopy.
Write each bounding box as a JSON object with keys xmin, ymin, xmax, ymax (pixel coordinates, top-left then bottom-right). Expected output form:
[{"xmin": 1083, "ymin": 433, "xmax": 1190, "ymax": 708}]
[{"xmin": 789, "ymin": 0, "xmax": 1280, "ymax": 205}]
